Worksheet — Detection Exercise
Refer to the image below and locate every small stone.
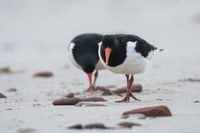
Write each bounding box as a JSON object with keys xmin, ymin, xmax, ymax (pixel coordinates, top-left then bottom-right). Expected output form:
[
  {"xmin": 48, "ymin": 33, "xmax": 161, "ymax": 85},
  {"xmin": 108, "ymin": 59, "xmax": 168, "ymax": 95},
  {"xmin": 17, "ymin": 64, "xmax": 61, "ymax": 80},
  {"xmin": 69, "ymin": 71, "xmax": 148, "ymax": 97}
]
[
  {"xmin": 84, "ymin": 123, "xmax": 108, "ymax": 129},
  {"xmin": 0, "ymin": 67, "xmax": 14, "ymax": 74},
  {"xmin": 33, "ymin": 103, "xmax": 41, "ymax": 107},
  {"xmin": 52, "ymin": 97, "xmax": 81, "ymax": 105},
  {"xmin": 0, "ymin": 93, "xmax": 7, "ymax": 98},
  {"xmin": 117, "ymin": 122, "xmax": 141, "ymax": 128},
  {"xmin": 194, "ymin": 100, "xmax": 199, "ymax": 103},
  {"xmin": 68, "ymin": 124, "xmax": 83, "ymax": 129},
  {"xmin": 81, "ymin": 97, "xmax": 107, "ymax": 102},
  {"xmin": 105, "ymin": 85, "xmax": 116, "ymax": 88},
  {"xmin": 95, "ymin": 86, "xmax": 113, "ymax": 95},
  {"xmin": 112, "ymin": 84, "xmax": 142, "ymax": 95},
  {"xmin": 6, "ymin": 88, "xmax": 17, "ymax": 92},
  {"xmin": 33, "ymin": 71, "xmax": 53, "ymax": 77},
  {"xmin": 17, "ymin": 128, "xmax": 36, "ymax": 133},
  {"xmin": 65, "ymin": 92, "xmax": 75, "ymax": 98},
  {"xmin": 179, "ymin": 78, "xmax": 200, "ymax": 82},
  {"xmin": 84, "ymin": 103, "xmax": 107, "ymax": 107},
  {"xmin": 122, "ymin": 105, "xmax": 172, "ymax": 117}
]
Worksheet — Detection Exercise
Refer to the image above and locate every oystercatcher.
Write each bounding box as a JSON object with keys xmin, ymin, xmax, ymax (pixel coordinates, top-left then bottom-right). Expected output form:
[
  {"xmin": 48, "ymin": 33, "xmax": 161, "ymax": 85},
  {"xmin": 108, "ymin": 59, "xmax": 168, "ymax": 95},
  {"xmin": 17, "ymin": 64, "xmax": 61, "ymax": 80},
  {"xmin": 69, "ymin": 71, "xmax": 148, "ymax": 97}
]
[
  {"xmin": 68, "ymin": 33, "xmax": 104, "ymax": 92},
  {"xmin": 98, "ymin": 34, "xmax": 162, "ymax": 102}
]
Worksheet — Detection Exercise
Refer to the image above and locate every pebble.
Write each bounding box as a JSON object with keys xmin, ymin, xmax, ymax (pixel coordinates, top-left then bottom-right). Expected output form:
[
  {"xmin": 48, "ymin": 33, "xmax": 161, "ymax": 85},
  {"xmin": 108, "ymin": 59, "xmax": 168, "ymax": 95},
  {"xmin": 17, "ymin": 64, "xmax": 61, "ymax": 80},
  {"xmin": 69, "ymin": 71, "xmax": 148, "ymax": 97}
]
[
  {"xmin": 0, "ymin": 67, "xmax": 13, "ymax": 74},
  {"xmin": 0, "ymin": 93, "xmax": 7, "ymax": 98},
  {"xmin": 33, "ymin": 71, "xmax": 53, "ymax": 77},
  {"xmin": 117, "ymin": 122, "xmax": 141, "ymax": 128},
  {"xmin": 122, "ymin": 105, "xmax": 172, "ymax": 117},
  {"xmin": 84, "ymin": 123, "xmax": 108, "ymax": 129},
  {"xmin": 112, "ymin": 84, "xmax": 142, "ymax": 95},
  {"xmin": 68, "ymin": 123, "xmax": 109, "ymax": 129},
  {"xmin": 65, "ymin": 93, "xmax": 75, "ymax": 98},
  {"xmin": 95, "ymin": 86, "xmax": 113, "ymax": 95},
  {"xmin": 81, "ymin": 97, "xmax": 107, "ymax": 102},
  {"xmin": 68, "ymin": 124, "xmax": 83, "ymax": 129},
  {"xmin": 6, "ymin": 88, "xmax": 17, "ymax": 92},
  {"xmin": 52, "ymin": 97, "xmax": 81, "ymax": 105},
  {"xmin": 17, "ymin": 128, "xmax": 36, "ymax": 133}
]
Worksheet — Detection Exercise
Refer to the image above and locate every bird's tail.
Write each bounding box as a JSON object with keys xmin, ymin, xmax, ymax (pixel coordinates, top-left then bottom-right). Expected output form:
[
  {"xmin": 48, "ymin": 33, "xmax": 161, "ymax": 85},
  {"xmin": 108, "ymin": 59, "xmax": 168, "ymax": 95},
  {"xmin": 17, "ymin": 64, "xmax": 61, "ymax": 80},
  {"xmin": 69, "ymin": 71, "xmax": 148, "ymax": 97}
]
[{"xmin": 154, "ymin": 47, "xmax": 164, "ymax": 52}]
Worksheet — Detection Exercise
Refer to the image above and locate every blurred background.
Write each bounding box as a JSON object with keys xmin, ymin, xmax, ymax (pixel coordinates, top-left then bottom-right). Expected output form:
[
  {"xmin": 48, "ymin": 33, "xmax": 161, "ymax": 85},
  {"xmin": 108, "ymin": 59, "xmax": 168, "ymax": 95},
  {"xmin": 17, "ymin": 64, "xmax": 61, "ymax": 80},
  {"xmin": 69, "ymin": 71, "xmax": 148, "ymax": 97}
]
[{"xmin": 0, "ymin": 0, "xmax": 200, "ymax": 83}]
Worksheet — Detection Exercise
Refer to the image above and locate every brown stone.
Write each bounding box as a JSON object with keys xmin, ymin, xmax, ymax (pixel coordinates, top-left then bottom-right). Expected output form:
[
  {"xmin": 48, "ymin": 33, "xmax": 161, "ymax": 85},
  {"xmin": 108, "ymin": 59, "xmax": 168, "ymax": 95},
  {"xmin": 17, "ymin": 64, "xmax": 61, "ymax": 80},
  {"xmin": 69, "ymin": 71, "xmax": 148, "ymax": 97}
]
[
  {"xmin": 17, "ymin": 128, "xmax": 36, "ymax": 133},
  {"xmin": 122, "ymin": 105, "xmax": 172, "ymax": 117},
  {"xmin": 33, "ymin": 71, "xmax": 53, "ymax": 77},
  {"xmin": 81, "ymin": 97, "xmax": 107, "ymax": 102},
  {"xmin": 65, "ymin": 92, "xmax": 75, "ymax": 98},
  {"xmin": 0, "ymin": 93, "xmax": 7, "ymax": 98},
  {"xmin": 68, "ymin": 124, "xmax": 83, "ymax": 129},
  {"xmin": 179, "ymin": 78, "xmax": 200, "ymax": 82},
  {"xmin": 112, "ymin": 84, "xmax": 142, "ymax": 95},
  {"xmin": 84, "ymin": 123, "xmax": 108, "ymax": 129},
  {"xmin": 95, "ymin": 86, "xmax": 113, "ymax": 95},
  {"xmin": 6, "ymin": 88, "xmax": 17, "ymax": 92},
  {"xmin": 0, "ymin": 67, "xmax": 13, "ymax": 74},
  {"xmin": 117, "ymin": 122, "xmax": 141, "ymax": 128},
  {"xmin": 52, "ymin": 97, "xmax": 81, "ymax": 105}
]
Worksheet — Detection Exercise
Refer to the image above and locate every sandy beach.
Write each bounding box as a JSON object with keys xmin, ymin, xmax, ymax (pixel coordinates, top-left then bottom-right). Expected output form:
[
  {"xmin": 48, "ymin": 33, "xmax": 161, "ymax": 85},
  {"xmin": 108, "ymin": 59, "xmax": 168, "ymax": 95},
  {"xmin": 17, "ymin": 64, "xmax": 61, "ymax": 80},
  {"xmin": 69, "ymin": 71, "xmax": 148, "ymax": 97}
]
[{"xmin": 1, "ymin": 0, "xmax": 200, "ymax": 132}]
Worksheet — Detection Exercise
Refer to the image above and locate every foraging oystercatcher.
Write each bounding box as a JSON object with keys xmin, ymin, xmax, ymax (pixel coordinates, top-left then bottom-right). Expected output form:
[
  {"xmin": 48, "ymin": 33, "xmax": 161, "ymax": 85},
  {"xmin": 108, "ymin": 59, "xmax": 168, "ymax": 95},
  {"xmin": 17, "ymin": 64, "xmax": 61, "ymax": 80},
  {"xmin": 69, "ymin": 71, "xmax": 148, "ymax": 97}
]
[
  {"xmin": 68, "ymin": 33, "xmax": 104, "ymax": 92},
  {"xmin": 98, "ymin": 34, "xmax": 162, "ymax": 102}
]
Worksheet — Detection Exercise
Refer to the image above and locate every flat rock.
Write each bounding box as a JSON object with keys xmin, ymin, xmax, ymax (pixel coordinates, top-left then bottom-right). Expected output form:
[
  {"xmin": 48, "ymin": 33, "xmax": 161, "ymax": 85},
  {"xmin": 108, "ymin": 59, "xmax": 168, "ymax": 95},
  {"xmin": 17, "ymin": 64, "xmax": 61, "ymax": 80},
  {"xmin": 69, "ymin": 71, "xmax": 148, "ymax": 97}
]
[
  {"xmin": 52, "ymin": 97, "xmax": 81, "ymax": 105},
  {"xmin": 0, "ymin": 67, "xmax": 14, "ymax": 74},
  {"xmin": 68, "ymin": 124, "xmax": 83, "ymax": 129},
  {"xmin": 33, "ymin": 71, "xmax": 53, "ymax": 77},
  {"xmin": 81, "ymin": 97, "xmax": 107, "ymax": 102},
  {"xmin": 84, "ymin": 123, "xmax": 108, "ymax": 129},
  {"xmin": 95, "ymin": 86, "xmax": 113, "ymax": 95},
  {"xmin": 117, "ymin": 122, "xmax": 141, "ymax": 128},
  {"xmin": 112, "ymin": 84, "xmax": 142, "ymax": 95},
  {"xmin": 179, "ymin": 78, "xmax": 200, "ymax": 82},
  {"xmin": 122, "ymin": 105, "xmax": 172, "ymax": 117},
  {"xmin": 6, "ymin": 88, "xmax": 17, "ymax": 92},
  {"xmin": 0, "ymin": 93, "xmax": 7, "ymax": 98},
  {"xmin": 65, "ymin": 92, "xmax": 75, "ymax": 98},
  {"xmin": 17, "ymin": 128, "xmax": 36, "ymax": 133}
]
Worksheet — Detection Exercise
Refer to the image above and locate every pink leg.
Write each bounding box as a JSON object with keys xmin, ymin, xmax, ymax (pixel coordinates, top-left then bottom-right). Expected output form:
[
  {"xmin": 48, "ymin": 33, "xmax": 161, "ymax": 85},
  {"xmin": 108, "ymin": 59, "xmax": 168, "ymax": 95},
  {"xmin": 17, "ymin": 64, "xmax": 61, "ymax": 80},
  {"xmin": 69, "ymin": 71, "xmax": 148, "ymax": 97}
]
[
  {"xmin": 116, "ymin": 75, "xmax": 139, "ymax": 102},
  {"xmin": 92, "ymin": 70, "xmax": 98, "ymax": 87},
  {"xmin": 86, "ymin": 72, "xmax": 94, "ymax": 92}
]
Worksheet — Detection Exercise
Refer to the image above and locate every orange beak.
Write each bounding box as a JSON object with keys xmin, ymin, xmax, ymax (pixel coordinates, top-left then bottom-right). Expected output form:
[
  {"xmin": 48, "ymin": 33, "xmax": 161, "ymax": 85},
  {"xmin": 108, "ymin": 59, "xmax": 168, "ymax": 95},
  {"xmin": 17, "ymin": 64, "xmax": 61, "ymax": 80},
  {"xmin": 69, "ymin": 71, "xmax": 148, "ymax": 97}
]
[{"xmin": 105, "ymin": 47, "xmax": 112, "ymax": 65}]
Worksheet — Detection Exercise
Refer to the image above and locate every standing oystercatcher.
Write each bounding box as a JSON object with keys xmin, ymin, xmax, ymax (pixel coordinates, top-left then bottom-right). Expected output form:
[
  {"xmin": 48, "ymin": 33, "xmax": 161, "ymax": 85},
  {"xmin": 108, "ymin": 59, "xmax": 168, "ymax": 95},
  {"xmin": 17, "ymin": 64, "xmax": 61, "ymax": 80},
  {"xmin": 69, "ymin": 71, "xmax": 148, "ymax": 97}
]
[
  {"xmin": 98, "ymin": 34, "xmax": 162, "ymax": 102},
  {"xmin": 68, "ymin": 33, "xmax": 104, "ymax": 92}
]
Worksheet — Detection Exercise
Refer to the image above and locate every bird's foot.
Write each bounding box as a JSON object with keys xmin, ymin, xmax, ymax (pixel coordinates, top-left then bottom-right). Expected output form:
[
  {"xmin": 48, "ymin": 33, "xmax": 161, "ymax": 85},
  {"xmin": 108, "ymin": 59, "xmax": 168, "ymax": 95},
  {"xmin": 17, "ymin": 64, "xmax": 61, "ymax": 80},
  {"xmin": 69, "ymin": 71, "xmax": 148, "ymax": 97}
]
[
  {"xmin": 85, "ymin": 86, "xmax": 95, "ymax": 93},
  {"xmin": 129, "ymin": 93, "xmax": 140, "ymax": 101},
  {"xmin": 115, "ymin": 97, "xmax": 130, "ymax": 103},
  {"xmin": 115, "ymin": 93, "xmax": 140, "ymax": 103}
]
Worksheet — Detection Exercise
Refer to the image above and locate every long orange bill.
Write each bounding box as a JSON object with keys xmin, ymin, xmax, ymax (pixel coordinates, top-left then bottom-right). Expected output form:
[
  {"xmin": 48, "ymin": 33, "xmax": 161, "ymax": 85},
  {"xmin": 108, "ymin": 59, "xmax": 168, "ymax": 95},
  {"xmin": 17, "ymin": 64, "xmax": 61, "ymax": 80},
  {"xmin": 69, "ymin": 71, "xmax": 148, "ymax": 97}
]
[{"xmin": 105, "ymin": 47, "xmax": 112, "ymax": 65}]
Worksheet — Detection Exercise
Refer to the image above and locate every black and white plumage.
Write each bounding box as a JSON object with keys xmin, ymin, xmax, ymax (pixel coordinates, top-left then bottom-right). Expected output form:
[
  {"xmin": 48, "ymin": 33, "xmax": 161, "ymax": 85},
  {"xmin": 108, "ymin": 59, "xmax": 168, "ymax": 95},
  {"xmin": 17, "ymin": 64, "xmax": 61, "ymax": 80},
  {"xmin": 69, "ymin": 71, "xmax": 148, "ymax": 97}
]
[
  {"xmin": 98, "ymin": 34, "xmax": 161, "ymax": 102},
  {"xmin": 68, "ymin": 33, "xmax": 105, "ymax": 92}
]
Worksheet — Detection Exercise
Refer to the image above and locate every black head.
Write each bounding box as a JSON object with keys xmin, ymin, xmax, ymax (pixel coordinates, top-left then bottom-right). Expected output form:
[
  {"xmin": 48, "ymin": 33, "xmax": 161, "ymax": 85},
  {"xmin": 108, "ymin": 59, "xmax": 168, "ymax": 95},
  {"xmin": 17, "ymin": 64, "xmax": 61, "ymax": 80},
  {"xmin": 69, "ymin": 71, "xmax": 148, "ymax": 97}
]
[
  {"xmin": 101, "ymin": 35, "xmax": 126, "ymax": 66},
  {"xmin": 102, "ymin": 35, "xmax": 119, "ymax": 49},
  {"xmin": 81, "ymin": 63, "xmax": 95, "ymax": 73},
  {"xmin": 79, "ymin": 55, "xmax": 97, "ymax": 73}
]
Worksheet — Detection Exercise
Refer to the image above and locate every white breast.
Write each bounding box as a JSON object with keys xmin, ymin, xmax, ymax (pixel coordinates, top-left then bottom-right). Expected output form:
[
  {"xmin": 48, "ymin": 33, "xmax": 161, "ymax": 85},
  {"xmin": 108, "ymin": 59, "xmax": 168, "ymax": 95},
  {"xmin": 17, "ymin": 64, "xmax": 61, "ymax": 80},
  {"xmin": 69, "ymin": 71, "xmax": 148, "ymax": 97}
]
[{"xmin": 99, "ymin": 41, "xmax": 150, "ymax": 75}]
